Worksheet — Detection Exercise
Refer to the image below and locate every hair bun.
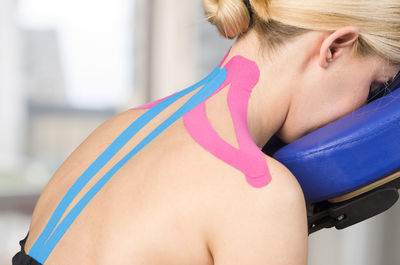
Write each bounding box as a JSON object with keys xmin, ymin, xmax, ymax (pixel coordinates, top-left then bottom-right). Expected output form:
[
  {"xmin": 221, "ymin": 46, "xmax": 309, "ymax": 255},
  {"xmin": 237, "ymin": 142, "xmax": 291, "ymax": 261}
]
[{"xmin": 202, "ymin": 0, "xmax": 252, "ymax": 39}]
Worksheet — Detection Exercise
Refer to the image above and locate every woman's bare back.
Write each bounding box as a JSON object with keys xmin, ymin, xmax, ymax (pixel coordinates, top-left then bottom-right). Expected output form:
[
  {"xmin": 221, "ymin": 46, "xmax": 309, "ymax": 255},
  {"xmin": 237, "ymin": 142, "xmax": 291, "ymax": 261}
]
[{"xmin": 23, "ymin": 70, "xmax": 307, "ymax": 265}]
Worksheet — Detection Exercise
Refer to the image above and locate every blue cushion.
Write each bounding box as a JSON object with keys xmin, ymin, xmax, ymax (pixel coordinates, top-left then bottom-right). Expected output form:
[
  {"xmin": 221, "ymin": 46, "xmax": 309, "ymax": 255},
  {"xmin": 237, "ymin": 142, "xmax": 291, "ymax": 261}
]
[{"xmin": 273, "ymin": 86, "xmax": 400, "ymax": 203}]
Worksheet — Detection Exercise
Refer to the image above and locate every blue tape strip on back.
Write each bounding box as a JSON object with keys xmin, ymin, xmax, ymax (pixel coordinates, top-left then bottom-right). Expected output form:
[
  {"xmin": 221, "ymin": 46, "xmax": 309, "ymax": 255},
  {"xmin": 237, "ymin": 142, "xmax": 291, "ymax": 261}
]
[
  {"xmin": 28, "ymin": 67, "xmax": 220, "ymax": 261},
  {"xmin": 36, "ymin": 68, "xmax": 227, "ymax": 263},
  {"xmin": 31, "ymin": 67, "xmax": 227, "ymax": 264}
]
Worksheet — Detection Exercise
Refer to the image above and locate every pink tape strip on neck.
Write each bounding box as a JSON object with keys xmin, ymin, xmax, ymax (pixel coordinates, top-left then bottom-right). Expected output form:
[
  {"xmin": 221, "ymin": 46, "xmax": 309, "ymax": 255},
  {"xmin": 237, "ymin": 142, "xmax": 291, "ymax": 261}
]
[
  {"xmin": 131, "ymin": 51, "xmax": 271, "ymax": 188},
  {"xmin": 183, "ymin": 55, "xmax": 271, "ymax": 188}
]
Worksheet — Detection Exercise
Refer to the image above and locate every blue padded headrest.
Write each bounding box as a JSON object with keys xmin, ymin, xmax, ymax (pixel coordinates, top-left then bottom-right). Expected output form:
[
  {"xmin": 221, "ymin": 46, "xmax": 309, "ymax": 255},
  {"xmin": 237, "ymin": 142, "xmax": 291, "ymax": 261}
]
[{"xmin": 273, "ymin": 87, "xmax": 400, "ymax": 204}]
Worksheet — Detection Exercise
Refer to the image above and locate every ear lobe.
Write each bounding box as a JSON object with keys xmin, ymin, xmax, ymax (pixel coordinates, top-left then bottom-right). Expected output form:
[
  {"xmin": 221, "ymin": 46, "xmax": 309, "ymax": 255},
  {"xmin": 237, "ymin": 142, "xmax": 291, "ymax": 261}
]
[{"xmin": 318, "ymin": 26, "xmax": 359, "ymax": 68}]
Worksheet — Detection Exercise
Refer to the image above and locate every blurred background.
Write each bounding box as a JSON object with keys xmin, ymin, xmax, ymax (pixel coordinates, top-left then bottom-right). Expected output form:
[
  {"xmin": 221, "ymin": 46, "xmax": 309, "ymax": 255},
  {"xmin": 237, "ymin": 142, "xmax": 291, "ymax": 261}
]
[{"xmin": 1, "ymin": 0, "xmax": 400, "ymax": 264}]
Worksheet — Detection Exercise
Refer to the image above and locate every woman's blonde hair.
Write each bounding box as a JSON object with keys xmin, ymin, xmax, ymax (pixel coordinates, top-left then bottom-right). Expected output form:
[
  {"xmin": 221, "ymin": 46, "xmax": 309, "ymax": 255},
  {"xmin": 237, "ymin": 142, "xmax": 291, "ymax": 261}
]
[{"xmin": 202, "ymin": 0, "xmax": 400, "ymax": 64}]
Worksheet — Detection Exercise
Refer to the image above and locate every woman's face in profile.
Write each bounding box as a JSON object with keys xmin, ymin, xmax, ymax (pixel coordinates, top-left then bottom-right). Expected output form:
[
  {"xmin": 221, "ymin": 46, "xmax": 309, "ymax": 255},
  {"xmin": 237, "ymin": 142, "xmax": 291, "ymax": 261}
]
[{"xmin": 277, "ymin": 53, "xmax": 400, "ymax": 143}]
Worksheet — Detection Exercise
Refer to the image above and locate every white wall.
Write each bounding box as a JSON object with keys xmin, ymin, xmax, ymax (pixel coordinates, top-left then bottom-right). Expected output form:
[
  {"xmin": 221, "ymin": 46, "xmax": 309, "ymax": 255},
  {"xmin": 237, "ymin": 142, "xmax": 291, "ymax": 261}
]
[{"xmin": 0, "ymin": 0, "xmax": 25, "ymax": 171}]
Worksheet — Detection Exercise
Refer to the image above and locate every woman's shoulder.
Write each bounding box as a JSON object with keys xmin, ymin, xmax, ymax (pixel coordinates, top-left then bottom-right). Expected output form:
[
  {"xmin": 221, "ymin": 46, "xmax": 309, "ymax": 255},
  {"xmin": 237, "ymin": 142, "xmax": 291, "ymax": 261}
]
[{"xmin": 203, "ymin": 153, "xmax": 308, "ymax": 265}]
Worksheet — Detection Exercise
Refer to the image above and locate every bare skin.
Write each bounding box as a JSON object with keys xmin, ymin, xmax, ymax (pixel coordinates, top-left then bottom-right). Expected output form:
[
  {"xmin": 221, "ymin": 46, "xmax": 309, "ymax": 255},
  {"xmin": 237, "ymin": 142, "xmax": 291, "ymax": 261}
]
[
  {"xmin": 23, "ymin": 87, "xmax": 306, "ymax": 265},
  {"xmin": 23, "ymin": 26, "xmax": 399, "ymax": 264}
]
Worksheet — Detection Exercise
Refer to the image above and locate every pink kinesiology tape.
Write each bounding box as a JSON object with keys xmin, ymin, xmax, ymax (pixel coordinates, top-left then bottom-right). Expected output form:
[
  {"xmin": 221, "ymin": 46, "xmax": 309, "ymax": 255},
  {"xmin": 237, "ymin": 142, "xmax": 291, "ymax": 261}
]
[{"xmin": 132, "ymin": 51, "xmax": 271, "ymax": 188}]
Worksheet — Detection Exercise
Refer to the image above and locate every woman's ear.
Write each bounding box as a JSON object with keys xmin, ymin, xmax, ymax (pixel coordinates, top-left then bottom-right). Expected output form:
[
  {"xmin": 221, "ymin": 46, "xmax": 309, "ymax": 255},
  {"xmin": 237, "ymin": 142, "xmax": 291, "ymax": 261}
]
[{"xmin": 318, "ymin": 26, "xmax": 359, "ymax": 68}]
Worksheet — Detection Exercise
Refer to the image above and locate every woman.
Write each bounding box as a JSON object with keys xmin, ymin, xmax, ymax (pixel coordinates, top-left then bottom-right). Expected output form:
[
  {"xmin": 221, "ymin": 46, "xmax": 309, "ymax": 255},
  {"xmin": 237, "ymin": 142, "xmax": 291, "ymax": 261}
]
[{"xmin": 13, "ymin": 0, "xmax": 400, "ymax": 264}]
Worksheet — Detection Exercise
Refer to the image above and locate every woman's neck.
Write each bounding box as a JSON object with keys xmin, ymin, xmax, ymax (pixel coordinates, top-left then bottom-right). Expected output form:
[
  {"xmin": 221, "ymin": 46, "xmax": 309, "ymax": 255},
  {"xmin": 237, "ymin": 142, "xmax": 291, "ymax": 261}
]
[{"xmin": 208, "ymin": 29, "xmax": 310, "ymax": 147}]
